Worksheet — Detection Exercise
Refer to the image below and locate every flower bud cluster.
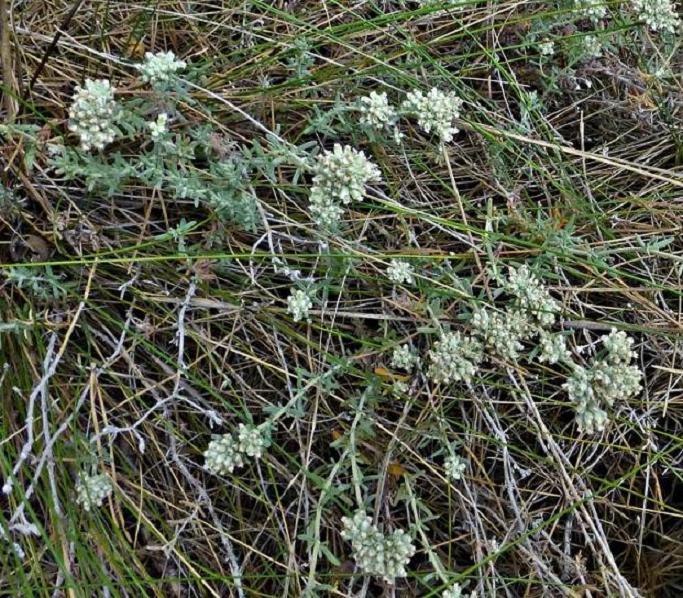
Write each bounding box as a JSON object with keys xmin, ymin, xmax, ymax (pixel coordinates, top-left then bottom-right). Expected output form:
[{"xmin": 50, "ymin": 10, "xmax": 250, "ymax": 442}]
[
  {"xmin": 68, "ymin": 79, "xmax": 119, "ymax": 152},
  {"xmin": 401, "ymin": 88, "xmax": 463, "ymax": 143},
  {"xmin": 76, "ymin": 472, "xmax": 113, "ymax": 511},
  {"xmin": 204, "ymin": 423, "xmax": 271, "ymax": 475},
  {"xmin": 631, "ymin": 0, "xmax": 681, "ymax": 33},
  {"xmin": 341, "ymin": 511, "xmax": 415, "ymax": 583},
  {"xmin": 287, "ymin": 288, "xmax": 313, "ymax": 322},
  {"xmin": 136, "ymin": 51, "xmax": 187, "ymax": 87},
  {"xmin": 308, "ymin": 144, "xmax": 382, "ymax": 228},
  {"xmin": 564, "ymin": 329, "xmax": 642, "ymax": 433}
]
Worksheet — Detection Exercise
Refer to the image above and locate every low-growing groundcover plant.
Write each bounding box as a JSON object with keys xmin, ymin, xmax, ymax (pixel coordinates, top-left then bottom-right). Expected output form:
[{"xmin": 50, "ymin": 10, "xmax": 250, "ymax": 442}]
[{"xmin": 1, "ymin": 0, "xmax": 682, "ymax": 596}]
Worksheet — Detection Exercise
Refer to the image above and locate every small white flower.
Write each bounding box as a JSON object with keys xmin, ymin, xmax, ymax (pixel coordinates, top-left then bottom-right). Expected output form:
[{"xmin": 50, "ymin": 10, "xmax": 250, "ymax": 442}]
[
  {"xmin": 402, "ymin": 87, "xmax": 463, "ymax": 143},
  {"xmin": 592, "ymin": 359, "xmax": 642, "ymax": 407},
  {"xmin": 565, "ymin": 365, "xmax": 595, "ymax": 409},
  {"xmin": 444, "ymin": 452, "xmax": 466, "ymax": 481},
  {"xmin": 601, "ymin": 328, "xmax": 636, "ymax": 365},
  {"xmin": 538, "ymin": 39, "xmax": 555, "ymax": 56},
  {"xmin": 581, "ymin": 34, "xmax": 604, "ymax": 59},
  {"xmin": 564, "ymin": 329, "xmax": 642, "ymax": 434},
  {"xmin": 148, "ymin": 113, "xmax": 168, "ymax": 141},
  {"xmin": 631, "ymin": 0, "xmax": 680, "ymax": 33},
  {"xmin": 68, "ymin": 79, "xmax": 119, "ymax": 152},
  {"xmin": 574, "ymin": 0, "xmax": 608, "ymax": 21},
  {"xmin": 76, "ymin": 472, "xmax": 113, "ymax": 511},
  {"xmin": 359, "ymin": 91, "xmax": 397, "ymax": 129},
  {"xmin": 390, "ymin": 344, "xmax": 420, "ymax": 371},
  {"xmin": 312, "ymin": 144, "xmax": 382, "ymax": 205},
  {"xmin": 308, "ymin": 188, "xmax": 346, "ymax": 229},
  {"xmin": 575, "ymin": 402, "xmax": 609, "ymax": 434},
  {"xmin": 286, "ymin": 288, "xmax": 313, "ymax": 322},
  {"xmin": 386, "ymin": 259, "xmax": 415, "ymax": 284},
  {"xmin": 504, "ymin": 265, "xmax": 559, "ymax": 328},
  {"xmin": 136, "ymin": 51, "xmax": 187, "ymax": 86}
]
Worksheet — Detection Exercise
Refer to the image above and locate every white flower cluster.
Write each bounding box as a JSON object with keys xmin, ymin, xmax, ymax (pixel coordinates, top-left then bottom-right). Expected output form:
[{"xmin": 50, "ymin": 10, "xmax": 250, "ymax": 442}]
[
  {"xmin": 426, "ymin": 265, "xmax": 562, "ymax": 384},
  {"xmin": 136, "ymin": 51, "xmax": 187, "ymax": 86},
  {"xmin": 538, "ymin": 40, "xmax": 555, "ymax": 56},
  {"xmin": 236, "ymin": 423, "xmax": 269, "ymax": 458},
  {"xmin": 469, "ymin": 265, "xmax": 562, "ymax": 362},
  {"xmin": 600, "ymin": 328, "xmax": 636, "ymax": 361},
  {"xmin": 204, "ymin": 423, "xmax": 271, "ymax": 475},
  {"xmin": 471, "ymin": 307, "xmax": 527, "ymax": 361},
  {"xmin": 391, "ymin": 343, "xmax": 420, "ymax": 371},
  {"xmin": 573, "ymin": 0, "xmax": 608, "ymax": 21},
  {"xmin": 309, "ymin": 194, "xmax": 344, "ymax": 229},
  {"xmin": 538, "ymin": 330, "xmax": 571, "ymax": 365},
  {"xmin": 308, "ymin": 144, "xmax": 382, "ymax": 228},
  {"xmin": 631, "ymin": 0, "xmax": 681, "ymax": 33},
  {"xmin": 565, "ymin": 366, "xmax": 607, "ymax": 434},
  {"xmin": 581, "ymin": 34, "xmax": 604, "ymax": 59},
  {"xmin": 564, "ymin": 329, "xmax": 642, "ymax": 433},
  {"xmin": 204, "ymin": 433, "xmax": 242, "ymax": 474},
  {"xmin": 386, "ymin": 259, "xmax": 415, "ymax": 284},
  {"xmin": 503, "ymin": 265, "xmax": 559, "ymax": 328},
  {"xmin": 444, "ymin": 452, "xmax": 466, "ymax": 481},
  {"xmin": 312, "ymin": 144, "xmax": 382, "ymax": 204},
  {"xmin": 592, "ymin": 330, "xmax": 642, "ymax": 405},
  {"xmin": 358, "ymin": 91, "xmax": 401, "ymax": 141},
  {"xmin": 76, "ymin": 472, "xmax": 113, "ymax": 512},
  {"xmin": 428, "ymin": 331, "xmax": 483, "ymax": 384},
  {"xmin": 341, "ymin": 511, "xmax": 415, "ymax": 583},
  {"xmin": 148, "ymin": 113, "xmax": 168, "ymax": 141},
  {"xmin": 402, "ymin": 88, "xmax": 463, "ymax": 143},
  {"xmin": 68, "ymin": 79, "xmax": 119, "ymax": 152},
  {"xmin": 286, "ymin": 288, "xmax": 313, "ymax": 322}
]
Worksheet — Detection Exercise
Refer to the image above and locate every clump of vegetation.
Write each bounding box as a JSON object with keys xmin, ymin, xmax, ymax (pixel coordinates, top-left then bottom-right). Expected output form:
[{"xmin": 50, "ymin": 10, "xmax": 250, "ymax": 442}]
[
  {"xmin": 51, "ymin": 51, "xmax": 261, "ymax": 230},
  {"xmin": 0, "ymin": 0, "xmax": 680, "ymax": 596}
]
